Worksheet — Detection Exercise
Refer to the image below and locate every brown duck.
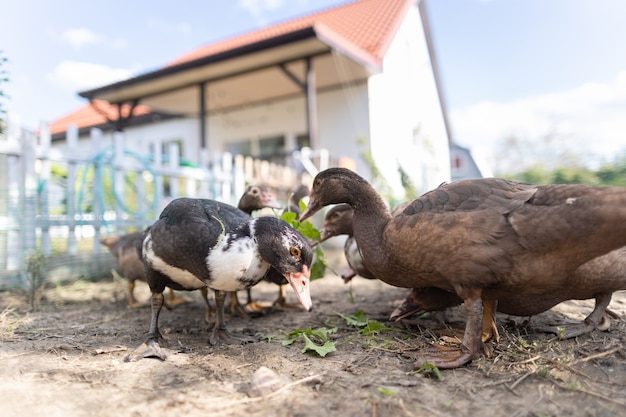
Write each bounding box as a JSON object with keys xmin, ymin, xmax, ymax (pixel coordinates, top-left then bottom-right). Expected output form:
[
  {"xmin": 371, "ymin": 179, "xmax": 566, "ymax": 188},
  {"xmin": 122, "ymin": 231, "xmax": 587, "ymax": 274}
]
[
  {"xmin": 299, "ymin": 168, "xmax": 626, "ymax": 369},
  {"xmin": 318, "ymin": 203, "xmax": 499, "ymax": 342},
  {"xmin": 390, "ymin": 245, "xmax": 626, "ymax": 342},
  {"xmin": 100, "ymin": 231, "xmax": 189, "ymax": 308}
]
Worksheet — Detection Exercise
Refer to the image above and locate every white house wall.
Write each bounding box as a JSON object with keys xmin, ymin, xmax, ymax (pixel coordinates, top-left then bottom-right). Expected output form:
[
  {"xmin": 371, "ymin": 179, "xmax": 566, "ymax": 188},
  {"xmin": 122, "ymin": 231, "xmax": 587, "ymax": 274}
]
[
  {"xmin": 368, "ymin": 3, "xmax": 451, "ymax": 198},
  {"xmin": 206, "ymin": 85, "xmax": 371, "ymax": 174},
  {"xmin": 58, "ymin": 84, "xmax": 371, "ymax": 175}
]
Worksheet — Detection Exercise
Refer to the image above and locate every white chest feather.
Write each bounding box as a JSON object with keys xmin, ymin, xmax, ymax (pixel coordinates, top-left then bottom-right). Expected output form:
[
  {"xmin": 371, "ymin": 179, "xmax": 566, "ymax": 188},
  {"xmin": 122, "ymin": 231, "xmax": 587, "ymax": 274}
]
[{"xmin": 205, "ymin": 236, "xmax": 270, "ymax": 291}]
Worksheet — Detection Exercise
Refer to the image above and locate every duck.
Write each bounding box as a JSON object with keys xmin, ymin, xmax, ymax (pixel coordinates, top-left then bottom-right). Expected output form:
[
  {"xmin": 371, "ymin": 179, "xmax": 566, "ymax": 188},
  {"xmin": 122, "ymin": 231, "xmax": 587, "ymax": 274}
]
[
  {"xmin": 241, "ymin": 184, "xmax": 312, "ymax": 314},
  {"xmin": 316, "ymin": 203, "xmax": 376, "ymax": 282},
  {"xmin": 99, "ymin": 231, "xmax": 148, "ymax": 307},
  {"xmin": 100, "ymin": 232, "xmax": 190, "ymax": 308},
  {"xmin": 299, "ymin": 167, "xmax": 626, "ymax": 369},
  {"xmin": 284, "ymin": 184, "xmax": 310, "ymax": 215},
  {"xmin": 124, "ymin": 197, "xmax": 313, "ymax": 362}
]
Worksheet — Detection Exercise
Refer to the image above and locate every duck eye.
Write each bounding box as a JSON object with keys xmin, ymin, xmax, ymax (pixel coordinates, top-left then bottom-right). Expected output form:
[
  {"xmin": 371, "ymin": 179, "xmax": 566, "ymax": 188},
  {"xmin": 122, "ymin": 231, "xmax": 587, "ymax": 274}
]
[
  {"xmin": 252, "ymin": 187, "xmax": 259, "ymax": 194},
  {"xmin": 289, "ymin": 246, "xmax": 301, "ymax": 257}
]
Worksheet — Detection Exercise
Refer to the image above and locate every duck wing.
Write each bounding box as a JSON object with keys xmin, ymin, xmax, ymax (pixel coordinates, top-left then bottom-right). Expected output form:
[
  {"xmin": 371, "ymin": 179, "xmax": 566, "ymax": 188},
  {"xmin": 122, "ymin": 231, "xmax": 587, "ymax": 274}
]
[{"xmin": 148, "ymin": 198, "xmax": 250, "ymax": 282}]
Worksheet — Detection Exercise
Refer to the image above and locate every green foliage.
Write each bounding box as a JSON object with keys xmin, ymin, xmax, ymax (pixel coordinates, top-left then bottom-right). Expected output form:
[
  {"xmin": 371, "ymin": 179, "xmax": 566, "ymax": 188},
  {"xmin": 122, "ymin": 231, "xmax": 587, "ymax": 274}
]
[
  {"xmin": 281, "ymin": 327, "xmax": 337, "ymax": 357},
  {"xmin": 358, "ymin": 137, "xmax": 419, "ymax": 205},
  {"xmin": 25, "ymin": 250, "xmax": 47, "ymax": 311},
  {"xmin": 336, "ymin": 310, "xmax": 394, "ymax": 336},
  {"xmin": 397, "ymin": 163, "xmax": 418, "ymax": 200},
  {"xmin": 505, "ymin": 159, "xmax": 626, "ymax": 186},
  {"xmin": 377, "ymin": 387, "xmax": 396, "ymax": 396},
  {"xmin": 358, "ymin": 137, "xmax": 395, "ymax": 203},
  {"xmin": 415, "ymin": 362, "xmax": 443, "ymax": 381}
]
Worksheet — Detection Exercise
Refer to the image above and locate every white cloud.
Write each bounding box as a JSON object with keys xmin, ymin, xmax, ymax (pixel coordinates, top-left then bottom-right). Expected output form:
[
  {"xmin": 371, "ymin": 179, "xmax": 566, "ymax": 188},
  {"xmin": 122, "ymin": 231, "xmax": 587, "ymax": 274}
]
[
  {"xmin": 58, "ymin": 27, "xmax": 127, "ymax": 49},
  {"xmin": 451, "ymin": 71, "xmax": 626, "ymax": 173},
  {"xmin": 238, "ymin": 0, "xmax": 284, "ymax": 16},
  {"xmin": 46, "ymin": 60, "xmax": 134, "ymax": 92},
  {"xmin": 59, "ymin": 28, "xmax": 103, "ymax": 48}
]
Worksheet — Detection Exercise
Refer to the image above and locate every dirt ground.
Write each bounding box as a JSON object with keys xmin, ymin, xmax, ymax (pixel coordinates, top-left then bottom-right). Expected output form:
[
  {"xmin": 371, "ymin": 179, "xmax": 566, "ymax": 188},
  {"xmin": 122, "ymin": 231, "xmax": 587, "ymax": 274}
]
[{"xmin": 1, "ymin": 250, "xmax": 626, "ymax": 417}]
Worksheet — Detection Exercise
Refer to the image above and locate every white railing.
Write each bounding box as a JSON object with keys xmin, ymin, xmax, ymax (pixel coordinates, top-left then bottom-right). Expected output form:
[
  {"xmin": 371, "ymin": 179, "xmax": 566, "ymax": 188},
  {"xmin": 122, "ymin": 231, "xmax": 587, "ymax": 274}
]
[{"xmin": 0, "ymin": 120, "xmax": 314, "ymax": 288}]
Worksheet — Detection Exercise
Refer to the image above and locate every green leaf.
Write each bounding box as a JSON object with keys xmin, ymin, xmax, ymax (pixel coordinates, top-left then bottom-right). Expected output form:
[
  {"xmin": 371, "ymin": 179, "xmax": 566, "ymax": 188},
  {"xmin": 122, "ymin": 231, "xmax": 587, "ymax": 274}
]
[
  {"xmin": 281, "ymin": 327, "xmax": 337, "ymax": 357},
  {"xmin": 296, "ymin": 220, "xmax": 320, "ymax": 240},
  {"xmin": 280, "ymin": 211, "xmax": 298, "ymax": 224},
  {"xmin": 310, "ymin": 246, "xmax": 327, "ymax": 280},
  {"xmin": 416, "ymin": 362, "xmax": 443, "ymax": 381},
  {"xmin": 301, "ymin": 333, "xmax": 336, "ymax": 357},
  {"xmin": 377, "ymin": 387, "xmax": 396, "ymax": 396},
  {"xmin": 337, "ymin": 310, "xmax": 368, "ymax": 327},
  {"xmin": 361, "ymin": 320, "xmax": 393, "ymax": 335},
  {"xmin": 298, "ymin": 199, "xmax": 307, "ymax": 214}
]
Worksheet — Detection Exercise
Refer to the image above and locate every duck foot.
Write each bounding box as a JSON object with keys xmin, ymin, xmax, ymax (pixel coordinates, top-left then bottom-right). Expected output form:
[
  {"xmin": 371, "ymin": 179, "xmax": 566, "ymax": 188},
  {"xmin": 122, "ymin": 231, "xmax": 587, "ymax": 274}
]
[
  {"xmin": 226, "ymin": 291, "xmax": 251, "ymax": 320},
  {"xmin": 270, "ymin": 285, "xmax": 304, "ymax": 312},
  {"xmin": 124, "ymin": 339, "xmax": 167, "ymax": 362},
  {"xmin": 536, "ymin": 315, "xmax": 611, "ymax": 339},
  {"xmin": 244, "ymin": 300, "xmax": 275, "ymax": 316},
  {"xmin": 209, "ymin": 326, "xmax": 256, "ymax": 346},
  {"xmin": 272, "ymin": 298, "xmax": 303, "ymax": 312},
  {"xmin": 164, "ymin": 289, "xmax": 192, "ymax": 309},
  {"xmin": 413, "ymin": 345, "xmax": 477, "ymax": 370}
]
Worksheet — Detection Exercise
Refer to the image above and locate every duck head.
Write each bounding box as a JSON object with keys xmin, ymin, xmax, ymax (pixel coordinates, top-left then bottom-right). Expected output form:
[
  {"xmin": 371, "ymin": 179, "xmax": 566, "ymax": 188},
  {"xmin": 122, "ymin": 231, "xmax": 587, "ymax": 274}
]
[
  {"xmin": 253, "ymin": 217, "xmax": 314, "ymax": 311},
  {"xmin": 299, "ymin": 168, "xmax": 368, "ymax": 222},
  {"xmin": 239, "ymin": 185, "xmax": 282, "ymax": 212},
  {"xmin": 317, "ymin": 203, "xmax": 354, "ymax": 243}
]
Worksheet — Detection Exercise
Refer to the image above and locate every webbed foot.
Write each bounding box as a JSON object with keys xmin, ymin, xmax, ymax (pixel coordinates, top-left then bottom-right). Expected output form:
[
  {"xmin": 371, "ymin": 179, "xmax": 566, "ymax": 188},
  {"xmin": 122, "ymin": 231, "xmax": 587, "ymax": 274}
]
[
  {"xmin": 164, "ymin": 289, "xmax": 192, "ymax": 309},
  {"xmin": 209, "ymin": 326, "xmax": 257, "ymax": 346},
  {"xmin": 414, "ymin": 345, "xmax": 478, "ymax": 370},
  {"xmin": 124, "ymin": 339, "xmax": 167, "ymax": 362},
  {"xmin": 245, "ymin": 300, "xmax": 274, "ymax": 315},
  {"xmin": 536, "ymin": 314, "xmax": 611, "ymax": 339}
]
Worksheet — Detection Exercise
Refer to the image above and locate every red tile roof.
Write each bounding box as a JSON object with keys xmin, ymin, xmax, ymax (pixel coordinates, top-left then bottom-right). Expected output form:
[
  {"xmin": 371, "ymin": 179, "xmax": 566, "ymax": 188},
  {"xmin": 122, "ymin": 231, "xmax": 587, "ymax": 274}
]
[
  {"xmin": 168, "ymin": 0, "xmax": 411, "ymax": 70},
  {"xmin": 50, "ymin": 0, "xmax": 413, "ymax": 134}
]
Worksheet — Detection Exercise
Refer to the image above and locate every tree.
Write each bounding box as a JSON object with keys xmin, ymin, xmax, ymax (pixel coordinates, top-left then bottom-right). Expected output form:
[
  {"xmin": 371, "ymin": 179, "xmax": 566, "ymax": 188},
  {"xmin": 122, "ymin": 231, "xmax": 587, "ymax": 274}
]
[{"xmin": 0, "ymin": 50, "xmax": 8, "ymax": 135}]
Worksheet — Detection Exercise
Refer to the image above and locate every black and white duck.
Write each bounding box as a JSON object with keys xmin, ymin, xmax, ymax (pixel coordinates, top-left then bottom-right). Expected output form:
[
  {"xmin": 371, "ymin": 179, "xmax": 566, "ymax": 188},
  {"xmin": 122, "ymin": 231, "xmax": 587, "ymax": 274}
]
[{"xmin": 125, "ymin": 197, "xmax": 313, "ymax": 362}]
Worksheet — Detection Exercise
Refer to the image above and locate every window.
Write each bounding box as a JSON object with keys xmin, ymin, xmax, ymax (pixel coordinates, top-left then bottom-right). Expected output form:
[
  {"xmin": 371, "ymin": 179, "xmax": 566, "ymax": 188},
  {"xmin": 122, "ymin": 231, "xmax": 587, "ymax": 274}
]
[{"xmin": 226, "ymin": 136, "xmax": 287, "ymax": 164}]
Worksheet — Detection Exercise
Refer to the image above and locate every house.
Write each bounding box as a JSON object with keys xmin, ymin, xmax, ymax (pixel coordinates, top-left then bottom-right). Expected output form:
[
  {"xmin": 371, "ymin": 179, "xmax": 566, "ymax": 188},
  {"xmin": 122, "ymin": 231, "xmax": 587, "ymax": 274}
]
[
  {"xmin": 450, "ymin": 143, "xmax": 491, "ymax": 181},
  {"xmin": 50, "ymin": 0, "xmax": 456, "ymax": 199}
]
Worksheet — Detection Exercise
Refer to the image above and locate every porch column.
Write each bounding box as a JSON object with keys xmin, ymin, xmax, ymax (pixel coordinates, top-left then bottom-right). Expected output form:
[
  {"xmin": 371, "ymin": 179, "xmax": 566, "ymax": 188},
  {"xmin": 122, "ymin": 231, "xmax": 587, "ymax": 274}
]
[
  {"xmin": 199, "ymin": 82, "xmax": 207, "ymax": 150},
  {"xmin": 305, "ymin": 57, "xmax": 318, "ymax": 150}
]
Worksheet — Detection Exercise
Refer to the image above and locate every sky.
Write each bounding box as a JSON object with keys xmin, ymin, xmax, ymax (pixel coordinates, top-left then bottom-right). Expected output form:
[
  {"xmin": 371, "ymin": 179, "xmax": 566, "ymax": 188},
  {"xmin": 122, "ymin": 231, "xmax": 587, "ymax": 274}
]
[{"xmin": 2, "ymin": 0, "xmax": 626, "ymax": 174}]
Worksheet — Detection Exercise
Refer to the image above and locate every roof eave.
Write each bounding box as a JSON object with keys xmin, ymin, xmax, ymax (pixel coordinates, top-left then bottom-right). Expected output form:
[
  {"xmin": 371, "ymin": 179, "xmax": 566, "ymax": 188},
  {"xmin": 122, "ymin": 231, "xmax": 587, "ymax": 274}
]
[
  {"xmin": 78, "ymin": 26, "xmax": 323, "ymax": 102},
  {"xmin": 313, "ymin": 22, "xmax": 382, "ymax": 73}
]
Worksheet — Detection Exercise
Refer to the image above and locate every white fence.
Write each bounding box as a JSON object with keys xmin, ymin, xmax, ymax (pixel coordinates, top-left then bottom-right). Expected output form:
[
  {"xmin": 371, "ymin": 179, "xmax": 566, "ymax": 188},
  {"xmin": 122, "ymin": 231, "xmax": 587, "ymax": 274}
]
[{"xmin": 0, "ymin": 121, "xmax": 317, "ymax": 288}]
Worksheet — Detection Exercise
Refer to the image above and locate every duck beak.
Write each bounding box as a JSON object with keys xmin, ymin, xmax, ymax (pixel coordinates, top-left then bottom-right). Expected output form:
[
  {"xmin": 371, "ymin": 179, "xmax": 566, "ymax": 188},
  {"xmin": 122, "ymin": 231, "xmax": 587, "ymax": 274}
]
[
  {"xmin": 298, "ymin": 199, "xmax": 319, "ymax": 222},
  {"xmin": 285, "ymin": 265, "xmax": 312, "ymax": 312},
  {"xmin": 317, "ymin": 226, "xmax": 333, "ymax": 243},
  {"xmin": 261, "ymin": 191, "xmax": 282, "ymax": 209}
]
